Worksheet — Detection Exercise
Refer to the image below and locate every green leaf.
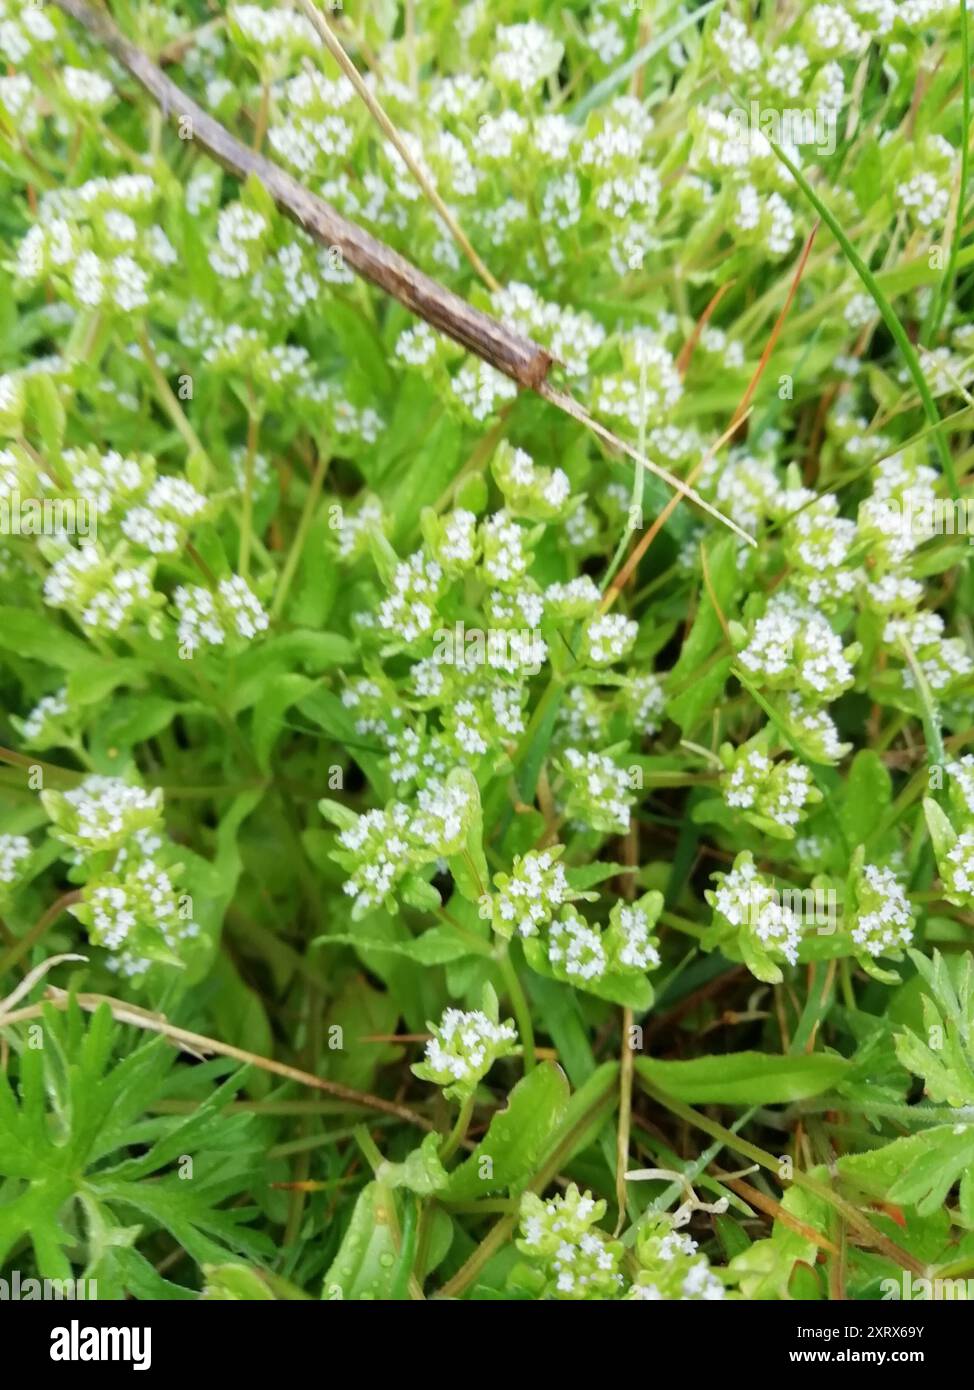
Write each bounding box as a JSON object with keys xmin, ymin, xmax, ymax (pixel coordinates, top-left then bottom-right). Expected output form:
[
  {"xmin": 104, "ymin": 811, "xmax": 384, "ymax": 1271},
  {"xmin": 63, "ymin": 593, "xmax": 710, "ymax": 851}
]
[
  {"xmin": 0, "ymin": 608, "xmax": 91, "ymax": 669},
  {"xmin": 315, "ymin": 924, "xmax": 484, "ymax": 965},
  {"xmin": 635, "ymin": 1051, "xmax": 850, "ymax": 1105},
  {"xmin": 842, "ymin": 1126, "xmax": 974, "ymax": 1220},
  {"xmin": 251, "ymin": 672, "xmax": 315, "ymax": 772},
  {"xmin": 378, "ymin": 1132, "xmax": 448, "ymax": 1195},
  {"xmin": 443, "ymin": 1062, "xmax": 570, "ymax": 1199},
  {"xmin": 564, "ymin": 861, "xmax": 628, "ymax": 891},
  {"xmin": 321, "ymin": 1181, "xmax": 401, "ymax": 1300},
  {"xmin": 841, "ymin": 750, "xmax": 892, "ymax": 846},
  {"xmin": 523, "ymin": 937, "xmax": 655, "ymax": 1010}
]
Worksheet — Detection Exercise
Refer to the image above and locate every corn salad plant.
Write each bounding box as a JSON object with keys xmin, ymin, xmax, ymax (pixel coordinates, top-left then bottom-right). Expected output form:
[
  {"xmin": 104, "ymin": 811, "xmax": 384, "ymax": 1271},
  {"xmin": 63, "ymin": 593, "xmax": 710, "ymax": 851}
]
[{"xmin": 0, "ymin": 0, "xmax": 973, "ymax": 1302}]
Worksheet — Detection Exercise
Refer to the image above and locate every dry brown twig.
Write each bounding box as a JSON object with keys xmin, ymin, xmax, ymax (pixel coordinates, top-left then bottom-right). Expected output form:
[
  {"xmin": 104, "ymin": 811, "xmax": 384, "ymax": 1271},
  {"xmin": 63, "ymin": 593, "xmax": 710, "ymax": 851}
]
[{"xmin": 48, "ymin": 0, "xmax": 753, "ymax": 547}]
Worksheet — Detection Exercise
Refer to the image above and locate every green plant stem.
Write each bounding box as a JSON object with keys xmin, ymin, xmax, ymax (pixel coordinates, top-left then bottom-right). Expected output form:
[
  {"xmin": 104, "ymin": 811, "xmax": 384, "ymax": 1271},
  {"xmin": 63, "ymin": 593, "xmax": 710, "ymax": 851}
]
[
  {"xmin": 439, "ymin": 1093, "xmax": 475, "ymax": 1162},
  {"xmin": 137, "ymin": 325, "xmax": 212, "ymax": 485},
  {"xmin": 660, "ymin": 910, "xmax": 707, "ymax": 940},
  {"xmin": 238, "ymin": 406, "xmax": 259, "ymax": 581},
  {"xmin": 898, "ymin": 635, "xmax": 946, "ymax": 768},
  {"xmin": 270, "ymin": 445, "xmax": 331, "ymax": 621},
  {"xmin": 496, "ymin": 943, "xmax": 536, "ymax": 1072}
]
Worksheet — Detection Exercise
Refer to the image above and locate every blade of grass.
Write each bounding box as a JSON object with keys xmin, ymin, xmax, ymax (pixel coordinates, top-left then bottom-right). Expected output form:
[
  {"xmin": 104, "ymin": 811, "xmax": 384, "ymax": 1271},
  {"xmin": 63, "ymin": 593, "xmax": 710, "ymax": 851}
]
[
  {"xmin": 925, "ymin": 0, "xmax": 970, "ymax": 343},
  {"xmin": 570, "ymin": 0, "xmax": 720, "ymax": 123},
  {"xmin": 767, "ymin": 138, "xmax": 958, "ymax": 498}
]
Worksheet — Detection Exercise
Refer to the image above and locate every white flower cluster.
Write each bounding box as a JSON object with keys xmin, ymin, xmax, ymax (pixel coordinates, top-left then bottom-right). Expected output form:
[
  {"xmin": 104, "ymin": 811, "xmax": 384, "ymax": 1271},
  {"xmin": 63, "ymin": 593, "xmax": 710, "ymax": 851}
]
[
  {"xmin": 0, "ymin": 833, "xmax": 31, "ymax": 889},
  {"xmin": 628, "ymin": 1218, "xmax": 726, "ymax": 1301},
  {"xmin": 62, "ymin": 66, "xmax": 114, "ymax": 111},
  {"xmin": 335, "ymin": 495, "xmax": 384, "ymax": 560},
  {"xmin": 784, "ymin": 496, "xmax": 860, "ymax": 609},
  {"xmin": 948, "ymin": 756, "xmax": 974, "ymax": 816},
  {"xmin": 941, "ymin": 828, "xmax": 974, "ymax": 906},
  {"xmin": 73, "ymin": 250, "xmax": 149, "ymax": 311},
  {"xmin": 377, "ymin": 550, "xmax": 445, "ymax": 643},
  {"xmin": 480, "ymin": 512, "xmax": 531, "ymax": 586},
  {"xmin": 581, "ymin": 612, "xmax": 637, "ymax": 667},
  {"xmin": 47, "ymin": 775, "xmax": 163, "ymax": 854},
  {"xmin": 121, "ymin": 477, "xmax": 208, "ymax": 555},
  {"xmin": 336, "ymin": 802, "xmax": 414, "ymax": 915},
  {"xmin": 488, "ymin": 848, "xmax": 572, "ymax": 939},
  {"xmin": 490, "ymin": 22, "xmax": 563, "ymax": 92},
  {"xmin": 884, "ymin": 609, "xmax": 973, "ymax": 693},
  {"xmin": 494, "ymin": 282, "xmax": 605, "ymax": 378},
  {"xmin": 0, "ymin": 73, "xmax": 38, "ymax": 137},
  {"xmin": 85, "ymin": 859, "xmax": 197, "ymax": 956},
  {"xmin": 545, "ymin": 576, "xmax": 601, "ymax": 619},
  {"xmin": 429, "ymin": 508, "xmax": 479, "ymax": 572},
  {"xmin": 596, "ymin": 338, "xmax": 683, "ymax": 432},
  {"xmin": 897, "ymin": 171, "xmax": 951, "ymax": 228},
  {"xmin": 723, "ymin": 744, "xmax": 817, "ymax": 833},
  {"xmin": 625, "ymin": 673, "xmax": 666, "ymax": 736},
  {"xmin": 517, "ymin": 1186, "xmax": 624, "ymax": 1300},
  {"xmin": 329, "ymin": 773, "xmax": 478, "ymax": 914},
  {"xmin": 395, "ymin": 322, "xmax": 443, "ymax": 368},
  {"xmin": 709, "ymin": 853, "xmax": 803, "ymax": 971},
  {"xmin": 609, "ymin": 899, "xmax": 661, "ymax": 971},
  {"xmin": 61, "ymin": 446, "xmax": 148, "ymax": 517},
  {"xmin": 850, "ymin": 862, "xmax": 915, "ymax": 958},
  {"xmin": 409, "ymin": 775, "xmax": 479, "ymax": 855},
  {"xmin": 209, "ymin": 203, "xmax": 268, "ymax": 279},
  {"xmin": 492, "ymin": 445, "xmax": 571, "ymax": 520},
  {"xmin": 416, "ymin": 1007, "xmax": 517, "ymax": 1094},
  {"xmin": 44, "ymin": 545, "xmax": 158, "ymax": 636},
  {"xmin": 17, "ymin": 687, "xmax": 69, "ymax": 747},
  {"xmin": 228, "ymin": 3, "xmax": 319, "ymax": 55},
  {"xmin": 14, "ymin": 171, "xmax": 172, "ymax": 316},
  {"xmin": 559, "ymin": 748, "xmax": 633, "ymax": 834},
  {"xmin": 712, "ymin": 13, "xmax": 761, "ymax": 75},
  {"xmin": 174, "ymin": 576, "xmax": 269, "ymax": 654},
  {"xmin": 802, "ymin": 3, "xmax": 866, "ymax": 58},
  {"xmin": 0, "ymin": 0, "xmax": 56, "ymax": 65},
  {"xmin": 549, "ymin": 908, "xmax": 607, "ymax": 982},
  {"xmin": 450, "ymin": 360, "xmax": 518, "ymax": 422},
  {"xmin": 737, "ymin": 591, "xmax": 856, "ymax": 700}
]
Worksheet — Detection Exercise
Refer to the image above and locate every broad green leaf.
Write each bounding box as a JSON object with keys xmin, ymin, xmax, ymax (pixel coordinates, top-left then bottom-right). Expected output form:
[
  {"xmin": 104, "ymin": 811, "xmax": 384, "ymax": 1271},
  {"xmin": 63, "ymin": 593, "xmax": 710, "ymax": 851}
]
[
  {"xmin": 444, "ymin": 1062, "xmax": 570, "ymax": 1199},
  {"xmin": 315, "ymin": 924, "xmax": 485, "ymax": 965},
  {"xmin": 636, "ymin": 1051, "xmax": 850, "ymax": 1105},
  {"xmin": 321, "ymin": 1181, "xmax": 400, "ymax": 1300},
  {"xmin": 841, "ymin": 750, "xmax": 892, "ymax": 846}
]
